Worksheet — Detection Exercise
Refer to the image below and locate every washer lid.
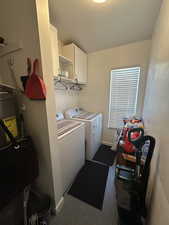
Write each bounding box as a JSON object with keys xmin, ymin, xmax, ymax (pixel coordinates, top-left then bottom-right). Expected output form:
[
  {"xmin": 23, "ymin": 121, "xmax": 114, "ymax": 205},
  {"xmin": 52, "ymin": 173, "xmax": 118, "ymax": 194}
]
[
  {"xmin": 74, "ymin": 112, "xmax": 98, "ymax": 120},
  {"xmin": 57, "ymin": 119, "xmax": 82, "ymax": 137}
]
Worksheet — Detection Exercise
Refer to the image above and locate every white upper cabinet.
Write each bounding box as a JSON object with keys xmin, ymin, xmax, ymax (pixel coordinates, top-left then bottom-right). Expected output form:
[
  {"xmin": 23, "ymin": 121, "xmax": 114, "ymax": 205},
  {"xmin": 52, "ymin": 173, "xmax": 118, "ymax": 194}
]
[
  {"xmin": 50, "ymin": 25, "xmax": 59, "ymax": 76},
  {"xmin": 62, "ymin": 43, "xmax": 87, "ymax": 84}
]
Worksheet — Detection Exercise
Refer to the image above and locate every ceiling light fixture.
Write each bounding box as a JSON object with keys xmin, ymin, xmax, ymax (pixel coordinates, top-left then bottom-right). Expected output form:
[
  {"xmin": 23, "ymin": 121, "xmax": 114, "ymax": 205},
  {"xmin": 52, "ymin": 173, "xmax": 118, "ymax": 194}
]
[{"xmin": 93, "ymin": 0, "xmax": 107, "ymax": 3}]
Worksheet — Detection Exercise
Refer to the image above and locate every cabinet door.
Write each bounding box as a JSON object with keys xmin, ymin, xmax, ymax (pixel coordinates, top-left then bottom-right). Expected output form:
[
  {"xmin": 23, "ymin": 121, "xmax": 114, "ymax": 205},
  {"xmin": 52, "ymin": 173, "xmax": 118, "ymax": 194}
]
[
  {"xmin": 74, "ymin": 46, "xmax": 87, "ymax": 84},
  {"xmin": 62, "ymin": 44, "xmax": 75, "ymax": 80},
  {"xmin": 62, "ymin": 44, "xmax": 74, "ymax": 63},
  {"xmin": 50, "ymin": 25, "xmax": 59, "ymax": 76}
]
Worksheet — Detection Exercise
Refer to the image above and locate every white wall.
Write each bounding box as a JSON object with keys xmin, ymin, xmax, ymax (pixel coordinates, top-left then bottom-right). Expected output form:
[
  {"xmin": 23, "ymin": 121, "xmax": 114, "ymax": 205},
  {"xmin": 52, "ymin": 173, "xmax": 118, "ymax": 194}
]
[
  {"xmin": 0, "ymin": 0, "xmax": 63, "ymax": 207},
  {"xmin": 35, "ymin": 0, "xmax": 63, "ymax": 206},
  {"xmin": 54, "ymin": 90, "xmax": 79, "ymax": 113},
  {"xmin": 79, "ymin": 40, "xmax": 151, "ymax": 145},
  {"xmin": 143, "ymin": 0, "xmax": 169, "ymax": 224}
]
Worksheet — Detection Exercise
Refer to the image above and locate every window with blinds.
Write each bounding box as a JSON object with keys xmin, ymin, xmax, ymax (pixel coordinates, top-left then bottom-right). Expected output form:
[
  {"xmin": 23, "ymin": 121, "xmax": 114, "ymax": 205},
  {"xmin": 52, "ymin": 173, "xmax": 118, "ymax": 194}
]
[{"xmin": 108, "ymin": 66, "xmax": 140, "ymax": 128}]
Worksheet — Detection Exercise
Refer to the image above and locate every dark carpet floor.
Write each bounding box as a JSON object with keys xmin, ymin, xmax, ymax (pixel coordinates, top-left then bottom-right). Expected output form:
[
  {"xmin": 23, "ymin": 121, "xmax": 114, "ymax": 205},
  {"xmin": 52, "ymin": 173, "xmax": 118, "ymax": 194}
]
[
  {"xmin": 68, "ymin": 160, "xmax": 109, "ymax": 210},
  {"xmin": 93, "ymin": 144, "xmax": 117, "ymax": 166}
]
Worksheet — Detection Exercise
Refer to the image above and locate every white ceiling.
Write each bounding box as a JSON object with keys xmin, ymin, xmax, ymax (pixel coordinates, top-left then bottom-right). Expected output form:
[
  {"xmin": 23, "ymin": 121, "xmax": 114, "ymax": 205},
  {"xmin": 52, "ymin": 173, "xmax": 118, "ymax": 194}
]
[{"xmin": 49, "ymin": 0, "xmax": 162, "ymax": 53}]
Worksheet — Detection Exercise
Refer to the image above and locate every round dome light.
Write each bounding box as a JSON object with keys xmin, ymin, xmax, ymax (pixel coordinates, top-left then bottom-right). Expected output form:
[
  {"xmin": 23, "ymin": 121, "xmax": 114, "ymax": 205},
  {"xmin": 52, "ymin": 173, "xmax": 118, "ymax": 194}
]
[{"xmin": 93, "ymin": 0, "xmax": 107, "ymax": 3}]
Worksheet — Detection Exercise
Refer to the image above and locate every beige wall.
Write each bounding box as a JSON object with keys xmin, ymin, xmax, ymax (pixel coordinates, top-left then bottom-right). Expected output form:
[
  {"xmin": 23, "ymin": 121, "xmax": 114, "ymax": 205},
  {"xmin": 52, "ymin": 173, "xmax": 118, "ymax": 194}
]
[
  {"xmin": 35, "ymin": 0, "xmax": 63, "ymax": 206},
  {"xmin": 0, "ymin": 0, "xmax": 63, "ymax": 207},
  {"xmin": 143, "ymin": 0, "xmax": 169, "ymax": 224},
  {"xmin": 79, "ymin": 40, "xmax": 151, "ymax": 145},
  {"xmin": 55, "ymin": 89, "xmax": 79, "ymax": 113},
  {"xmin": 58, "ymin": 39, "xmax": 63, "ymax": 56}
]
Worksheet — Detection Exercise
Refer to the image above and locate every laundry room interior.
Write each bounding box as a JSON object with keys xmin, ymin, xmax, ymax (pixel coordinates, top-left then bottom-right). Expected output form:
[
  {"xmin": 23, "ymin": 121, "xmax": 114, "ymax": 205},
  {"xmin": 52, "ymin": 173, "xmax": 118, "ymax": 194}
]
[{"xmin": 0, "ymin": 0, "xmax": 169, "ymax": 225}]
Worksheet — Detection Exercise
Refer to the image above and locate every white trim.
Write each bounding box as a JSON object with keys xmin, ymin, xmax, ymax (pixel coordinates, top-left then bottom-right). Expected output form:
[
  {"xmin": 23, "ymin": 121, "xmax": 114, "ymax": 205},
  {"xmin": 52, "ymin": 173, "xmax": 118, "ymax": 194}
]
[
  {"xmin": 108, "ymin": 66, "xmax": 141, "ymax": 128},
  {"xmin": 55, "ymin": 197, "xmax": 64, "ymax": 213},
  {"xmin": 102, "ymin": 140, "xmax": 117, "ymax": 151},
  {"xmin": 111, "ymin": 146, "xmax": 117, "ymax": 151},
  {"xmin": 102, "ymin": 140, "xmax": 113, "ymax": 146}
]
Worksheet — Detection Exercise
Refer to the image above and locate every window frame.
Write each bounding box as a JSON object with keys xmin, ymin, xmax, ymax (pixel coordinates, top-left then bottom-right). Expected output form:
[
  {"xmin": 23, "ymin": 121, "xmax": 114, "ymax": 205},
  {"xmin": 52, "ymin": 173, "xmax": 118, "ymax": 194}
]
[{"xmin": 108, "ymin": 65, "xmax": 141, "ymax": 129}]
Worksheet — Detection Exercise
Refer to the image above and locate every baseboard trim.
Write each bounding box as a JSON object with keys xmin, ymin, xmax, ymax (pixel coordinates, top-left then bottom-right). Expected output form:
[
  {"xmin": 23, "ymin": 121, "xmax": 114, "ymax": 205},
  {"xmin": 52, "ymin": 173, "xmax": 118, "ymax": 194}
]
[
  {"xmin": 102, "ymin": 140, "xmax": 113, "ymax": 146},
  {"xmin": 55, "ymin": 197, "xmax": 64, "ymax": 213},
  {"xmin": 102, "ymin": 140, "xmax": 117, "ymax": 151}
]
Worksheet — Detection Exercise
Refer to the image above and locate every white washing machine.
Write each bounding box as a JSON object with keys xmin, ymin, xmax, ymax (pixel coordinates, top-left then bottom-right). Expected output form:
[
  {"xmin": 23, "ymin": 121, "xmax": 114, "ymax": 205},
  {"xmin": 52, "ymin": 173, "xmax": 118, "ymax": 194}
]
[
  {"xmin": 64, "ymin": 108, "xmax": 102, "ymax": 160},
  {"xmin": 56, "ymin": 112, "xmax": 85, "ymax": 195}
]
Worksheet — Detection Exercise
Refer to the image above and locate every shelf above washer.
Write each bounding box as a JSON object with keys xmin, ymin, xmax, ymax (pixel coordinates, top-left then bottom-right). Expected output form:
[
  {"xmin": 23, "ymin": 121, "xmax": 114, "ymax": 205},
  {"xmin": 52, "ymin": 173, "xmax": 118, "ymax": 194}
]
[
  {"xmin": 54, "ymin": 75, "xmax": 75, "ymax": 84},
  {"xmin": 0, "ymin": 41, "xmax": 23, "ymax": 57}
]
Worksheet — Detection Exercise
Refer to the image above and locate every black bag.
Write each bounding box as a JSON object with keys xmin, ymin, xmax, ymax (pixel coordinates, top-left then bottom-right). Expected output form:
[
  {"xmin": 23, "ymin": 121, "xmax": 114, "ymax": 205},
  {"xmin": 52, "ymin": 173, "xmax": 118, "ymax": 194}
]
[{"xmin": 0, "ymin": 119, "xmax": 39, "ymax": 210}]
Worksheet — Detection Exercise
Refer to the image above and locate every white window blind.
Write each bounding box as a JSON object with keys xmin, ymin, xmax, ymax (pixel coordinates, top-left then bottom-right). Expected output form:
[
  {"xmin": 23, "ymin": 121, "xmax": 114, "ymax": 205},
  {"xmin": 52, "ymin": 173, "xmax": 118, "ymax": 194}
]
[{"xmin": 108, "ymin": 66, "xmax": 140, "ymax": 128}]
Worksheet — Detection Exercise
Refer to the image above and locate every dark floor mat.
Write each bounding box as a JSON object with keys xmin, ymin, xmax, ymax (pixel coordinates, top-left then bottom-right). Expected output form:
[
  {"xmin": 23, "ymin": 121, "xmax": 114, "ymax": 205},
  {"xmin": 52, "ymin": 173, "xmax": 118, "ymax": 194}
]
[
  {"xmin": 93, "ymin": 144, "xmax": 117, "ymax": 166},
  {"xmin": 68, "ymin": 160, "xmax": 109, "ymax": 210}
]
